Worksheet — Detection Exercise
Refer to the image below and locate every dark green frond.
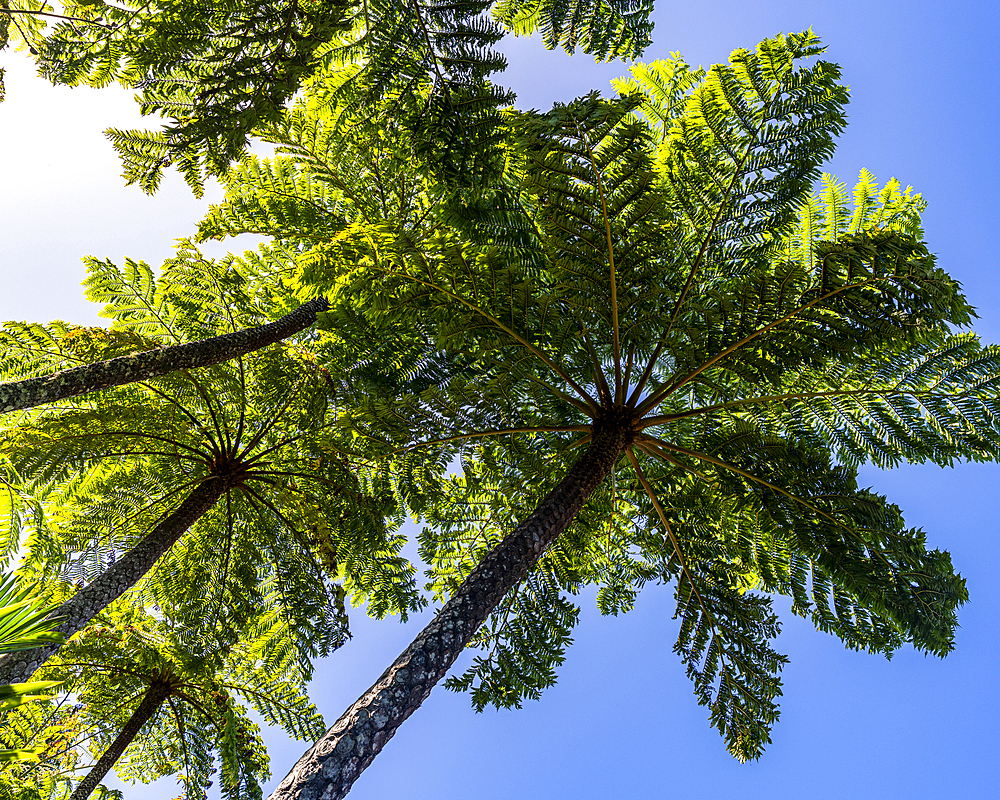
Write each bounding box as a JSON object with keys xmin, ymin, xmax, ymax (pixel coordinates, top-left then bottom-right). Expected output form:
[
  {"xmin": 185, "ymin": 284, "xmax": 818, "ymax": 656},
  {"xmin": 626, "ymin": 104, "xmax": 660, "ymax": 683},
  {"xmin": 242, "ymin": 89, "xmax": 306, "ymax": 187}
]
[
  {"xmin": 38, "ymin": 1, "xmax": 355, "ymax": 190},
  {"xmin": 494, "ymin": 0, "xmax": 654, "ymax": 60},
  {"xmin": 671, "ymin": 568, "xmax": 785, "ymax": 762}
]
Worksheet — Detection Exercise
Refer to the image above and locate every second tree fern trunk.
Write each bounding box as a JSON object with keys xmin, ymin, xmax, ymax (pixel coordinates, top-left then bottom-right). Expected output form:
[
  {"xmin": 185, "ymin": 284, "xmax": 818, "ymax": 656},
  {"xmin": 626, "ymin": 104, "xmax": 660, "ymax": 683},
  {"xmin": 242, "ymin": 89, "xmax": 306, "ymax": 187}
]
[{"xmin": 0, "ymin": 480, "xmax": 227, "ymax": 685}]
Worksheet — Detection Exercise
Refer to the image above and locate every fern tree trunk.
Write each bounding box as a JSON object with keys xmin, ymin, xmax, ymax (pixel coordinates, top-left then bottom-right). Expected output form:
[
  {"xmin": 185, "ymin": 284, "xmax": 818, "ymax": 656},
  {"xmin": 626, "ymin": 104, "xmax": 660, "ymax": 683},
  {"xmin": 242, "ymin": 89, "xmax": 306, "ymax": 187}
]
[
  {"xmin": 68, "ymin": 680, "xmax": 173, "ymax": 800},
  {"xmin": 0, "ymin": 480, "xmax": 227, "ymax": 685},
  {"xmin": 0, "ymin": 297, "xmax": 328, "ymax": 414},
  {"xmin": 269, "ymin": 422, "xmax": 634, "ymax": 800}
]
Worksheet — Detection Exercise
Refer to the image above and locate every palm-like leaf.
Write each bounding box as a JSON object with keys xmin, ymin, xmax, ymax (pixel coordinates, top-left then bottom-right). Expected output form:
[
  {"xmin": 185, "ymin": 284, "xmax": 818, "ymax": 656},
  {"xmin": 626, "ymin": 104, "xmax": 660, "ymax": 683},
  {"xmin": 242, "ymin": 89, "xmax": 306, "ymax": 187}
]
[
  {"xmin": 494, "ymin": 0, "xmax": 654, "ymax": 59},
  {"xmin": 0, "ymin": 574, "xmax": 62, "ymax": 656},
  {"xmin": 0, "ymin": 574, "xmax": 63, "ymax": 764},
  {"xmin": 10, "ymin": 27, "xmax": 985, "ymax": 794}
]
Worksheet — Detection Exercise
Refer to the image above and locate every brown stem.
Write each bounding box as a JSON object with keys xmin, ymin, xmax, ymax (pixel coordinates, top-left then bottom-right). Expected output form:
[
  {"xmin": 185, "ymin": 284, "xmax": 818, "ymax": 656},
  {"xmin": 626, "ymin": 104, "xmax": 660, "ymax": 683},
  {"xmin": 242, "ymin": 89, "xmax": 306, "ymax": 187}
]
[
  {"xmin": 268, "ymin": 423, "xmax": 634, "ymax": 800},
  {"xmin": 0, "ymin": 480, "xmax": 227, "ymax": 685},
  {"xmin": 69, "ymin": 681, "xmax": 172, "ymax": 800},
  {"xmin": 0, "ymin": 297, "xmax": 328, "ymax": 414}
]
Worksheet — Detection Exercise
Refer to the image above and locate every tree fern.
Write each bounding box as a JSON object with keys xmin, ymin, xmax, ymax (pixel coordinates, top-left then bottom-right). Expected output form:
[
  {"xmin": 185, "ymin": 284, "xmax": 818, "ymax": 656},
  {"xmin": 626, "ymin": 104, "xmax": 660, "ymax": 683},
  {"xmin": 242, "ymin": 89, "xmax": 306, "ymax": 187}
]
[
  {"xmin": 0, "ymin": 248, "xmax": 426, "ymax": 687},
  {"xmin": 212, "ymin": 33, "xmax": 1000, "ymax": 795}
]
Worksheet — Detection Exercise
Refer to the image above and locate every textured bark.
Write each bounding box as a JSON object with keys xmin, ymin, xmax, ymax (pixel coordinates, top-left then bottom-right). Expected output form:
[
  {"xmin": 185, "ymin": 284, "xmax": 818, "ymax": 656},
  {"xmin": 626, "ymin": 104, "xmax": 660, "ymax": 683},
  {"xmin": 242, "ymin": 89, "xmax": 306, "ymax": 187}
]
[
  {"xmin": 68, "ymin": 680, "xmax": 172, "ymax": 800},
  {"xmin": 0, "ymin": 297, "xmax": 328, "ymax": 414},
  {"xmin": 269, "ymin": 423, "xmax": 633, "ymax": 800},
  {"xmin": 0, "ymin": 480, "xmax": 226, "ymax": 685}
]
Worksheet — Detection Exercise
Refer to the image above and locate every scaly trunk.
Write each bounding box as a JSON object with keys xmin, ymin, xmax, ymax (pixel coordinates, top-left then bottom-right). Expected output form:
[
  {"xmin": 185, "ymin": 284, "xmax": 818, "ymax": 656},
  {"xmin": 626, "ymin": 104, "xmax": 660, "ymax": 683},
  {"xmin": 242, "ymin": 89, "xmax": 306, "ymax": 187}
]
[
  {"xmin": 269, "ymin": 423, "xmax": 633, "ymax": 800},
  {"xmin": 0, "ymin": 297, "xmax": 328, "ymax": 414},
  {"xmin": 0, "ymin": 480, "xmax": 226, "ymax": 685},
  {"xmin": 68, "ymin": 680, "xmax": 172, "ymax": 800}
]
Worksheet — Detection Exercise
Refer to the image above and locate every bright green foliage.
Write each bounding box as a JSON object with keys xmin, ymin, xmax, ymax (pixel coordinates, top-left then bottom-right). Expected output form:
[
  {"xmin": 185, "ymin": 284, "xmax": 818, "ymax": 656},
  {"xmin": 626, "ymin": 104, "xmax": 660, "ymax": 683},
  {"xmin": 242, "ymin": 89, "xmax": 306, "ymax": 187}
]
[
  {"xmin": 3, "ymin": 0, "xmax": 656, "ymax": 189},
  {"xmin": 1, "ymin": 12, "xmax": 993, "ymax": 777},
  {"xmin": 0, "ymin": 699, "xmax": 101, "ymax": 799},
  {"xmin": 195, "ymin": 31, "xmax": 1000, "ymax": 761},
  {"xmin": 201, "ymin": 82, "xmax": 443, "ymax": 238},
  {"xmin": 0, "ymin": 576, "xmax": 63, "ymax": 765},
  {"xmin": 32, "ymin": 612, "xmax": 324, "ymax": 800},
  {"xmin": 0, "ymin": 320, "xmax": 117, "ymax": 386},
  {"xmin": 0, "ymin": 240, "xmax": 398, "ymax": 788},
  {"xmin": 0, "ymin": 1, "xmax": 48, "ymax": 53},
  {"xmin": 2, "ymin": 249, "xmax": 421, "ymax": 673},
  {"xmin": 0, "ymin": 574, "xmax": 61, "ymax": 657}
]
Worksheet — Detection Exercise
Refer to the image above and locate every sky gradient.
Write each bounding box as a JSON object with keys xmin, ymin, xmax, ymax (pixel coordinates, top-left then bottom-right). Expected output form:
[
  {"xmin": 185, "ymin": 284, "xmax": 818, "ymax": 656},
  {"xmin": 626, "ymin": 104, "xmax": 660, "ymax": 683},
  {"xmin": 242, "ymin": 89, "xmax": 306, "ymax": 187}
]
[{"xmin": 1, "ymin": 1, "xmax": 997, "ymax": 797}]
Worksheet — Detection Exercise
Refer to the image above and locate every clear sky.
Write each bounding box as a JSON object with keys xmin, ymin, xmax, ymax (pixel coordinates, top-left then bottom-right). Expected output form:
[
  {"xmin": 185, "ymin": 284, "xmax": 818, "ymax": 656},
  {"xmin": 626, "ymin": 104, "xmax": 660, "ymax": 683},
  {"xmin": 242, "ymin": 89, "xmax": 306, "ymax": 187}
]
[{"xmin": 1, "ymin": 1, "xmax": 998, "ymax": 797}]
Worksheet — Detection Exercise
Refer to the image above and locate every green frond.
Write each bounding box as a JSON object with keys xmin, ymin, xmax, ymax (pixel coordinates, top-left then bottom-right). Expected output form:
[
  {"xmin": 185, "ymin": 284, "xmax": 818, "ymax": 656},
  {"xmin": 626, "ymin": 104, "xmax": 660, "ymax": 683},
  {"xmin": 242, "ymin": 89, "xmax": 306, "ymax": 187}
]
[
  {"xmin": 103, "ymin": 127, "xmax": 176, "ymax": 196},
  {"xmin": 0, "ymin": 573, "xmax": 63, "ymax": 655},
  {"xmin": 671, "ymin": 567, "xmax": 785, "ymax": 762},
  {"xmin": 611, "ymin": 55, "xmax": 706, "ymax": 138},
  {"xmin": 494, "ymin": 0, "xmax": 654, "ymax": 61},
  {"xmin": 40, "ymin": 1, "xmax": 357, "ymax": 188}
]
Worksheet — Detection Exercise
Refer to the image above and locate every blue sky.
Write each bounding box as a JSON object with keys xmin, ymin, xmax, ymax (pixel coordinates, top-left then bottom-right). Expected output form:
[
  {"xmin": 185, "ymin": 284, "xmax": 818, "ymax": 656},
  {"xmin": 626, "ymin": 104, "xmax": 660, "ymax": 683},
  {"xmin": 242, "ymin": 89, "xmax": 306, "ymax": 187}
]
[{"xmin": 1, "ymin": 1, "xmax": 998, "ymax": 797}]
